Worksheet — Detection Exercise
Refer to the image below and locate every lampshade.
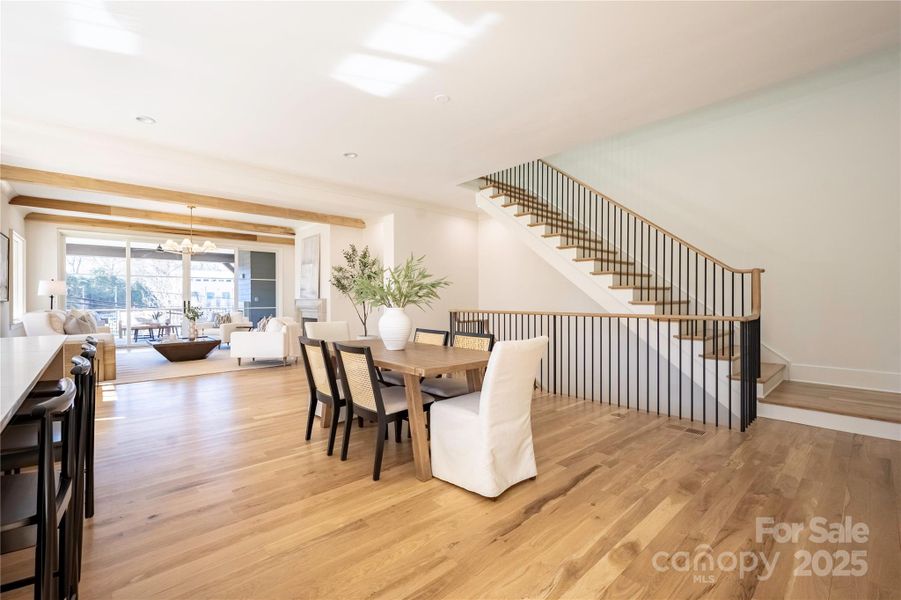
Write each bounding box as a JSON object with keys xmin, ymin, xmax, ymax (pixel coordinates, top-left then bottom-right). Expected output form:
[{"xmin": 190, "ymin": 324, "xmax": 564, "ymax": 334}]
[{"xmin": 38, "ymin": 279, "xmax": 67, "ymax": 296}]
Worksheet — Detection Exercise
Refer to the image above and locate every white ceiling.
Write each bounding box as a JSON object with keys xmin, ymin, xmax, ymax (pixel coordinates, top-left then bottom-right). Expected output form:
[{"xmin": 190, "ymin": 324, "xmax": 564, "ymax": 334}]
[{"xmin": 2, "ymin": 1, "xmax": 899, "ymax": 212}]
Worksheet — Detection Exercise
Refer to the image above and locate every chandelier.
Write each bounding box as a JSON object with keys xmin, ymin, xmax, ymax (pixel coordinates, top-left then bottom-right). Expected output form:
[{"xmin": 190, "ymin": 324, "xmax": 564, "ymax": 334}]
[{"xmin": 158, "ymin": 205, "xmax": 216, "ymax": 255}]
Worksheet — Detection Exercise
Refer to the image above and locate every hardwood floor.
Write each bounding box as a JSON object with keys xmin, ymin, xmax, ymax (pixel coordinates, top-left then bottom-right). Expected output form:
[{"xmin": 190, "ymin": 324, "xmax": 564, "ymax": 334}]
[
  {"xmin": 763, "ymin": 380, "xmax": 901, "ymax": 423},
  {"xmin": 2, "ymin": 365, "xmax": 899, "ymax": 599}
]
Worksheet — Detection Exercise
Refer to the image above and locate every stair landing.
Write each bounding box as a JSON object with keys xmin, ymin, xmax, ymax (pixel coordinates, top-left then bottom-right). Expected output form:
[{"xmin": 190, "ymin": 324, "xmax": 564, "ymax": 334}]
[{"xmin": 761, "ymin": 381, "xmax": 900, "ymax": 424}]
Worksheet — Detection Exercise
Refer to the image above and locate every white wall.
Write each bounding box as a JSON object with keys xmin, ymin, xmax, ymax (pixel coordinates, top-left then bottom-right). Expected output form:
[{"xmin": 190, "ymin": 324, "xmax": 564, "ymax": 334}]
[
  {"xmin": 392, "ymin": 208, "xmax": 479, "ymax": 332},
  {"xmin": 300, "ymin": 207, "xmax": 479, "ymax": 338},
  {"xmin": 477, "ymin": 215, "xmax": 601, "ymax": 313},
  {"xmin": 0, "ymin": 184, "xmax": 28, "ymax": 335},
  {"xmin": 546, "ymin": 51, "xmax": 901, "ymax": 391}
]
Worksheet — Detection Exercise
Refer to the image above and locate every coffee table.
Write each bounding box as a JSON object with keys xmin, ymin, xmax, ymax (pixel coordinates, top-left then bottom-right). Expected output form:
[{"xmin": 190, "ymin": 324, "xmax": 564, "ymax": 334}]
[{"xmin": 149, "ymin": 336, "xmax": 219, "ymax": 362}]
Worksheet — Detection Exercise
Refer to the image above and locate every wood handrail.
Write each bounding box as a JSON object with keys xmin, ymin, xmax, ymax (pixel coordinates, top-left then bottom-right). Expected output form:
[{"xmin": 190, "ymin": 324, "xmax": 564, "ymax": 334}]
[
  {"xmin": 451, "ymin": 309, "xmax": 760, "ymax": 323},
  {"xmin": 534, "ymin": 159, "xmax": 764, "ymax": 276}
]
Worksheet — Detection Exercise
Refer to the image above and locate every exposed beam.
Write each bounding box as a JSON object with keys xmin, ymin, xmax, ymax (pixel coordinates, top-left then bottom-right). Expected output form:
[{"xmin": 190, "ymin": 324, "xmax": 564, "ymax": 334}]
[
  {"xmin": 10, "ymin": 195, "xmax": 296, "ymax": 237},
  {"xmin": 24, "ymin": 213, "xmax": 294, "ymax": 246},
  {"xmin": 2, "ymin": 164, "xmax": 366, "ymax": 229}
]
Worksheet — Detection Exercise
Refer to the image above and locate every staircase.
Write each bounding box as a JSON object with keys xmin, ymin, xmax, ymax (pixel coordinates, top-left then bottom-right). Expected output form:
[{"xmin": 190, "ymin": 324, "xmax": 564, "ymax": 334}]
[{"xmin": 476, "ymin": 160, "xmax": 785, "ymax": 407}]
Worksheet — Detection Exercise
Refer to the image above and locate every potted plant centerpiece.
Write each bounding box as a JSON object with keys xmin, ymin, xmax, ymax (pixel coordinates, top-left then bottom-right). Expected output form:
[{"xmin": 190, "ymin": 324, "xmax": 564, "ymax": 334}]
[
  {"xmin": 329, "ymin": 244, "xmax": 381, "ymax": 339},
  {"xmin": 184, "ymin": 302, "xmax": 203, "ymax": 340},
  {"xmin": 358, "ymin": 255, "xmax": 449, "ymax": 350}
]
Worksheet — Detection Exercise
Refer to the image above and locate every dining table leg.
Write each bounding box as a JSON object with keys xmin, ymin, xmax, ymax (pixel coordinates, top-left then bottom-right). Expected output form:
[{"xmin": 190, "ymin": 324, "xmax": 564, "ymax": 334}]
[
  {"xmin": 465, "ymin": 368, "xmax": 484, "ymax": 393},
  {"xmin": 402, "ymin": 373, "xmax": 432, "ymax": 481},
  {"xmin": 320, "ymin": 403, "xmax": 332, "ymax": 429}
]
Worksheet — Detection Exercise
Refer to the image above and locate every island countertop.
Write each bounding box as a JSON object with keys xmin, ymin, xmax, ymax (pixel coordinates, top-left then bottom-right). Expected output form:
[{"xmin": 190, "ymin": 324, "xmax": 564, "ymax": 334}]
[{"xmin": 0, "ymin": 335, "xmax": 67, "ymax": 429}]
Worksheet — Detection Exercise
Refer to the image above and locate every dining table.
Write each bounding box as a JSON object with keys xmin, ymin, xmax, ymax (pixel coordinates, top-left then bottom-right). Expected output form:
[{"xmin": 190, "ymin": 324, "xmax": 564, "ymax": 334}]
[{"xmin": 333, "ymin": 339, "xmax": 491, "ymax": 481}]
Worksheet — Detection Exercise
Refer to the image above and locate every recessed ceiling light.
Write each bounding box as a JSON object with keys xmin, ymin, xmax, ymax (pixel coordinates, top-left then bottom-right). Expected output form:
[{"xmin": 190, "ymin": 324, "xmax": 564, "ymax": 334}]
[
  {"xmin": 434, "ymin": 93, "xmax": 451, "ymax": 104},
  {"xmin": 343, "ymin": 152, "xmax": 358, "ymax": 159},
  {"xmin": 135, "ymin": 115, "xmax": 156, "ymax": 124}
]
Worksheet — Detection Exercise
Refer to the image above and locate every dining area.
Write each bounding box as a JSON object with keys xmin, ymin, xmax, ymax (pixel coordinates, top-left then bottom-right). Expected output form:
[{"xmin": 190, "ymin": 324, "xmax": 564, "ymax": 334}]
[{"xmin": 299, "ymin": 320, "xmax": 548, "ymax": 497}]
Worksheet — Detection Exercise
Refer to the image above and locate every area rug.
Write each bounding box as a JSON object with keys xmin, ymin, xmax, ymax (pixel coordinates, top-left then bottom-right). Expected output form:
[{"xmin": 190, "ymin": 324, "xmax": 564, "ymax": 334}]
[{"xmin": 110, "ymin": 346, "xmax": 293, "ymax": 385}]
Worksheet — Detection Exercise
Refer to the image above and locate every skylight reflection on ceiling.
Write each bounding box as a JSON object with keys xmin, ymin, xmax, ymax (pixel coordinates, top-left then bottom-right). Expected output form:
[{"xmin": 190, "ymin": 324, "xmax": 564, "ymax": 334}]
[
  {"xmin": 65, "ymin": 0, "xmax": 140, "ymax": 55},
  {"xmin": 366, "ymin": 2, "xmax": 500, "ymax": 63},
  {"xmin": 331, "ymin": 1, "xmax": 500, "ymax": 97},
  {"xmin": 332, "ymin": 54, "xmax": 427, "ymax": 98}
]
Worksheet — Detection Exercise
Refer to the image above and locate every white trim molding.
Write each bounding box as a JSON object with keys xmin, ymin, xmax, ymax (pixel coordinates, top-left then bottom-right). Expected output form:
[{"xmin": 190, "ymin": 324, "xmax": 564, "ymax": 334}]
[
  {"xmin": 789, "ymin": 364, "xmax": 901, "ymax": 394},
  {"xmin": 758, "ymin": 405, "xmax": 901, "ymax": 442}
]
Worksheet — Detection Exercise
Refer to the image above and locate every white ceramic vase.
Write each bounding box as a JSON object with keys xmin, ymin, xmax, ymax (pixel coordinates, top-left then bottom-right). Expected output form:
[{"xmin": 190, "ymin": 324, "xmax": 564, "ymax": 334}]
[{"xmin": 379, "ymin": 307, "xmax": 411, "ymax": 350}]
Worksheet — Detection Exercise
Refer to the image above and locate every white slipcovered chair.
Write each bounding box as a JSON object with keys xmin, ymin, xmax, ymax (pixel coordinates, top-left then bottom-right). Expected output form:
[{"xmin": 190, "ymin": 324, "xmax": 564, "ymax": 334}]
[
  {"xmin": 430, "ymin": 336, "xmax": 548, "ymax": 498},
  {"xmin": 304, "ymin": 321, "xmax": 350, "ymax": 342},
  {"xmin": 218, "ymin": 311, "xmax": 253, "ymax": 345},
  {"xmin": 230, "ymin": 317, "xmax": 302, "ymax": 366}
]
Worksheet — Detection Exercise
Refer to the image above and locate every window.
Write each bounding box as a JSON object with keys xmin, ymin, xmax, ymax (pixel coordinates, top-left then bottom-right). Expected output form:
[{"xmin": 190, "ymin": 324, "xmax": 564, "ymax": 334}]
[{"xmin": 11, "ymin": 231, "xmax": 26, "ymax": 322}]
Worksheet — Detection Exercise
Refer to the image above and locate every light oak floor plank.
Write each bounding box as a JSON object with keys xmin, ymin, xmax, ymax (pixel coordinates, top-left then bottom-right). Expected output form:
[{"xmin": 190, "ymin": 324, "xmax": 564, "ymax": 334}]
[{"xmin": 1, "ymin": 365, "xmax": 898, "ymax": 599}]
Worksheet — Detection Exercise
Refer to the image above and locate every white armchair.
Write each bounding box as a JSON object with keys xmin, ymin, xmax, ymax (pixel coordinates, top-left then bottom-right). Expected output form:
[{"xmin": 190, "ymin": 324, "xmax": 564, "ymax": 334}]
[
  {"xmin": 304, "ymin": 321, "xmax": 350, "ymax": 342},
  {"xmin": 430, "ymin": 336, "xmax": 548, "ymax": 498},
  {"xmin": 218, "ymin": 311, "xmax": 253, "ymax": 345},
  {"xmin": 230, "ymin": 317, "xmax": 301, "ymax": 366}
]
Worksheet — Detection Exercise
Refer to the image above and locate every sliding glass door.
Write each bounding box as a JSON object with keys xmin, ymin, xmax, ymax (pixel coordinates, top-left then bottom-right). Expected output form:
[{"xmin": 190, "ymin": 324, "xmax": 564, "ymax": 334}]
[
  {"xmin": 189, "ymin": 249, "xmax": 236, "ymax": 316},
  {"xmin": 65, "ymin": 237, "xmax": 128, "ymax": 343},
  {"xmin": 129, "ymin": 242, "xmax": 185, "ymax": 343},
  {"xmin": 64, "ymin": 235, "xmax": 246, "ymax": 347}
]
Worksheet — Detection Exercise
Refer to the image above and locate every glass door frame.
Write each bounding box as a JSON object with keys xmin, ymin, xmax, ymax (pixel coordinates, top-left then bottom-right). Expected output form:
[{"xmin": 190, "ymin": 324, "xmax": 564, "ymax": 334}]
[{"xmin": 61, "ymin": 230, "xmax": 260, "ymax": 348}]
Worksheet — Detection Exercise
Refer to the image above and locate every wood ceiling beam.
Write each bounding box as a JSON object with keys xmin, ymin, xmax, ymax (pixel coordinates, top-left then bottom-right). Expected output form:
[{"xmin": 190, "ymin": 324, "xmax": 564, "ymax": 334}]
[
  {"xmin": 24, "ymin": 213, "xmax": 294, "ymax": 246},
  {"xmin": 10, "ymin": 196, "xmax": 296, "ymax": 237},
  {"xmin": 1, "ymin": 164, "xmax": 366, "ymax": 229}
]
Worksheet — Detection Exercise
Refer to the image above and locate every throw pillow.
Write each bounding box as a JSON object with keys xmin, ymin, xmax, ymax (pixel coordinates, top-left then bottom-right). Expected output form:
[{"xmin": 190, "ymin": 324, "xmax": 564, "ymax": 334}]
[
  {"xmin": 64, "ymin": 313, "xmax": 96, "ymax": 335},
  {"xmin": 256, "ymin": 315, "xmax": 272, "ymax": 332},
  {"xmin": 47, "ymin": 310, "xmax": 67, "ymax": 334}
]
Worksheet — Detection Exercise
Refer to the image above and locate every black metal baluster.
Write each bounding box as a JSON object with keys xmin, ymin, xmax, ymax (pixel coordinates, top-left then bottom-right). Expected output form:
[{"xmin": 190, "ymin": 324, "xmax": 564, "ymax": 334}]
[
  {"xmin": 645, "ymin": 318, "xmax": 650, "ymax": 413},
  {"xmin": 617, "ymin": 317, "xmax": 621, "ymax": 407},
  {"xmin": 714, "ymin": 320, "xmax": 719, "ymax": 427}
]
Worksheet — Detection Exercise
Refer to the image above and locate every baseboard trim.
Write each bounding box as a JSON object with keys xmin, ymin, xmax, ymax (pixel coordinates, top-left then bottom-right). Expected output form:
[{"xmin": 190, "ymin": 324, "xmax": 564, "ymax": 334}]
[
  {"xmin": 789, "ymin": 364, "xmax": 901, "ymax": 393},
  {"xmin": 758, "ymin": 403, "xmax": 901, "ymax": 441}
]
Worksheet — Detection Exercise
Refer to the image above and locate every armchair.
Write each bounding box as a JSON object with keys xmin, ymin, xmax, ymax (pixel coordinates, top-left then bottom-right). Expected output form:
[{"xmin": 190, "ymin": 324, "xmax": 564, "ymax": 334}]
[
  {"xmin": 218, "ymin": 311, "xmax": 253, "ymax": 345},
  {"xmin": 230, "ymin": 317, "xmax": 301, "ymax": 366}
]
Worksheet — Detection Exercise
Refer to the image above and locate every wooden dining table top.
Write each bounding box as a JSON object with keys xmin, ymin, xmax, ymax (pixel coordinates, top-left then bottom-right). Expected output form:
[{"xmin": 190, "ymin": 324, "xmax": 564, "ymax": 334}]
[{"xmin": 335, "ymin": 339, "xmax": 490, "ymax": 377}]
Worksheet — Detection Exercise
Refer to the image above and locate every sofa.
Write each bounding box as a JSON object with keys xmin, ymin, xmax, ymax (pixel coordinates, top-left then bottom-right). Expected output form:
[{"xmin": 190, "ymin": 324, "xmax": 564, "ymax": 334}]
[
  {"xmin": 21, "ymin": 310, "xmax": 117, "ymax": 381},
  {"xmin": 230, "ymin": 316, "xmax": 301, "ymax": 366}
]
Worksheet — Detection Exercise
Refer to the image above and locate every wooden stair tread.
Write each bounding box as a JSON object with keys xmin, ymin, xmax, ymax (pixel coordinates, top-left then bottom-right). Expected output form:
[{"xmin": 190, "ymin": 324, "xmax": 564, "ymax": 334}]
[
  {"xmin": 629, "ymin": 299, "xmax": 689, "ymax": 306},
  {"xmin": 675, "ymin": 329, "xmax": 731, "ymax": 341},
  {"xmin": 501, "ymin": 201, "xmax": 555, "ymax": 211},
  {"xmin": 760, "ymin": 381, "xmax": 901, "ymax": 424},
  {"xmin": 592, "ymin": 270, "xmax": 652, "ymax": 278},
  {"xmin": 730, "ymin": 362, "xmax": 785, "ymax": 384},
  {"xmin": 701, "ymin": 348, "xmax": 740, "ymax": 360},
  {"xmin": 575, "ymin": 258, "xmax": 634, "ymax": 266},
  {"xmin": 571, "ymin": 251, "xmax": 618, "ymax": 259},
  {"xmin": 528, "ymin": 222, "xmax": 587, "ymax": 232},
  {"xmin": 514, "ymin": 210, "xmax": 565, "ymax": 218},
  {"xmin": 610, "ymin": 284, "xmax": 670, "ymax": 290}
]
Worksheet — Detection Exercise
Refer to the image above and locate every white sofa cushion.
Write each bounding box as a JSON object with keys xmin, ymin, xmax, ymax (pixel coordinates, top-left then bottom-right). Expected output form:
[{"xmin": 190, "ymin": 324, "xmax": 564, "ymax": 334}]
[
  {"xmin": 64, "ymin": 313, "xmax": 96, "ymax": 334},
  {"xmin": 22, "ymin": 310, "xmax": 66, "ymax": 336}
]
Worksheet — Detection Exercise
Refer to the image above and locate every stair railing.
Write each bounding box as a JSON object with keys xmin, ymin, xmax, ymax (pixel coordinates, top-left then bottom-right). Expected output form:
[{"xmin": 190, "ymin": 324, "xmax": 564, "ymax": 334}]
[
  {"xmin": 482, "ymin": 160, "xmax": 764, "ymax": 324},
  {"xmin": 450, "ymin": 309, "xmax": 760, "ymax": 431}
]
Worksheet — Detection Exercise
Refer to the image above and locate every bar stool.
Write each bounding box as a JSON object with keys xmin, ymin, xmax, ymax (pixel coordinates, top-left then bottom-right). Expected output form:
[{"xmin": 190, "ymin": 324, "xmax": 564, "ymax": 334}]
[
  {"xmin": 78, "ymin": 344, "xmax": 97, "ymax": 518},
  {"xmin": 1, "ymin": 356, "xmax": 94, "ymax": 594},
  {"xmin": 1, "ymin": 367, "xmax": 83, "ymax": 599}
]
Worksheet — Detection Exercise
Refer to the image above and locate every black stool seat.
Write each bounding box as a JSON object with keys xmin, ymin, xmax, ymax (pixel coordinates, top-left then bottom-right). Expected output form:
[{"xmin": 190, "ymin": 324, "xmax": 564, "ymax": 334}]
[
  {"xmin": 1, "ymin": 422, "xmax": 62, "ymax": 471},
  {"xmin": 29, "ymin": 379, "xmax": 68, "ymax": 398},
  {"xmin": 0, "ymin": 473, "xmax": 40, "ymax": 530},
  {"xmin": 0, "ymin": 474, "xmax": 41, "ymax": 555},
  {"xmin": 8, "ymin": 379, "xmax": 68, "ymax": 426}
]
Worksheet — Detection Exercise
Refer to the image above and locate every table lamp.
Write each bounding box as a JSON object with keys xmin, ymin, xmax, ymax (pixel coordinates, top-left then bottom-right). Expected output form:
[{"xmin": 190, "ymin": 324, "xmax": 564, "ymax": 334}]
[{"xmin": 38, "ymin": 278, "xmax": 67, "ymax": 309}]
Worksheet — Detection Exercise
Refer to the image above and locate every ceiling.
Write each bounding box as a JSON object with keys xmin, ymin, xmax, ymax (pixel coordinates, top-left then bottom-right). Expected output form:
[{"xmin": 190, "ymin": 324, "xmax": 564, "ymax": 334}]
[{"xmin": 2, "ymin": 1, "xmax": 899, "ymax": 213}]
